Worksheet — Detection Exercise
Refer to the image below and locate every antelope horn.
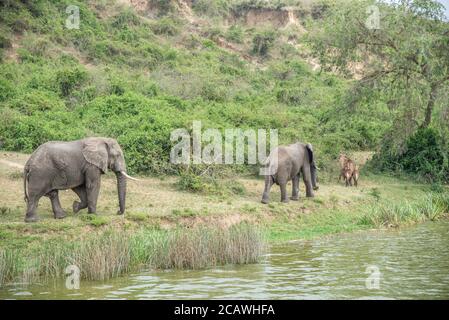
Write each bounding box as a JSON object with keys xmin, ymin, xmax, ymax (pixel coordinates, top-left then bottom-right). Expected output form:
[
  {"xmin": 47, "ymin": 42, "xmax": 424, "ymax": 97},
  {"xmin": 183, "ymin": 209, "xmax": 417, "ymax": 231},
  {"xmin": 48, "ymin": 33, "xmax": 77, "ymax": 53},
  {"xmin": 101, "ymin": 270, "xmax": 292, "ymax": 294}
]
[{"xmin": 120, "ymin": 171, "xmax": 141, "ymax": 181}]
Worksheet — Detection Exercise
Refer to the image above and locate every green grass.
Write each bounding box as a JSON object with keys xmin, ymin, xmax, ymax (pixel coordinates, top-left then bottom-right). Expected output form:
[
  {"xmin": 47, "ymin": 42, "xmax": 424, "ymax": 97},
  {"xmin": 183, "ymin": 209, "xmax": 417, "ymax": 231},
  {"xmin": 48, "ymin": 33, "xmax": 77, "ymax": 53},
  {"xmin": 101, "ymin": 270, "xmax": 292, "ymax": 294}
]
[
  {"xmin": 126, "ymin": 211, "xmax": 149, "ymax": 222},
  {"xmin": 78, "ymin": 214, "xmax": 109, "ymax": 227},
  {"xmin": 359, "ymin": 193, "xmax": 449, "ymax": 228},
  {"xmin": 267, "ymin": 191, "xmax": 449, "ymax": 242}
]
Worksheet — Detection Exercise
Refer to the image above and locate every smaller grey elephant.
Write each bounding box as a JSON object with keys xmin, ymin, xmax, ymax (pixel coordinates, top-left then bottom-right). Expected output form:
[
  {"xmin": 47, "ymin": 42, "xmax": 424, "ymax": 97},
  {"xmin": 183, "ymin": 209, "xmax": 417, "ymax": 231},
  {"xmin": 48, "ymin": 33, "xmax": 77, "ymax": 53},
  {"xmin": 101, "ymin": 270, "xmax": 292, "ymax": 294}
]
[{"xmin": 261, "ymin": 142, "xmax": 318, "ymax": 204}]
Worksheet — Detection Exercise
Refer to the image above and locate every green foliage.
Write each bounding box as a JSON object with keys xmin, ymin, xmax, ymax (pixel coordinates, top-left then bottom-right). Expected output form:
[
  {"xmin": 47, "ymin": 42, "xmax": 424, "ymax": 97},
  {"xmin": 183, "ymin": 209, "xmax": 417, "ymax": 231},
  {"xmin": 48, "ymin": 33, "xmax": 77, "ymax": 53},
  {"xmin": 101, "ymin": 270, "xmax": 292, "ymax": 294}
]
[
  {"xmin": 151, "ymin": 17, "xmax": 179, "ymax": 36},
  {"xmin": 176, "ymin": 171, "xmax": 207, "ymax": 193},
  {"xmin": 0, "ymin": 77, "xmax": 15, "ymax": 101},
  {"xmin": 401, "ymin": 128, "xmax": 447, "ymax": 181},
  {"xmin": 192, "ymin": 0, "xmax": 231, "ymax": 17},
  {"xmin": 225, "ymin": 25, "xmax": 244, "ymax": 43},
  {"xmin": 310, "ymin": 0, "xmax": 449, "ymax": 141},
  {"xmin": 359, "ymin": 192, "xmax": 449, "ymax": 228},
  {"xmin": 56, "ymin": 66, "xmax": 88, "ymax": 97},
  {"xmin": 175, "ymin": 171, "xmax": 247, "ymax": 196},
  {"xmin": 252, "ymin": 30, "xmax": 276, "ymax": 57},
  {"xmin": 1, "ymin": 0, "xmax": 441, "ymax": 185},
  {"xmin": 372, "ymin": 128, "xmax": 448, "ymax": 183},
  {"xmin": 79, "ymin": 214, "xmax": 108, "ymax": 227}
]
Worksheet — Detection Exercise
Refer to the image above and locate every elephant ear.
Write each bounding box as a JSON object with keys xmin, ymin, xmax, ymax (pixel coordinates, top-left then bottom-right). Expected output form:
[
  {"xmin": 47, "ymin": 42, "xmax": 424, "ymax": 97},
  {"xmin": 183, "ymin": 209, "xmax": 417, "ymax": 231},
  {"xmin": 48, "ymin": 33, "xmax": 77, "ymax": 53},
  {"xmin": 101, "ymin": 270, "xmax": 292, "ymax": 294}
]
[
  {"xmin": 306, "ymin": 143, "xmax": 315, "ymax": 167},
  {"xmin": 82, "ymin": 138, "xmax": 108, "ymax": 173}
]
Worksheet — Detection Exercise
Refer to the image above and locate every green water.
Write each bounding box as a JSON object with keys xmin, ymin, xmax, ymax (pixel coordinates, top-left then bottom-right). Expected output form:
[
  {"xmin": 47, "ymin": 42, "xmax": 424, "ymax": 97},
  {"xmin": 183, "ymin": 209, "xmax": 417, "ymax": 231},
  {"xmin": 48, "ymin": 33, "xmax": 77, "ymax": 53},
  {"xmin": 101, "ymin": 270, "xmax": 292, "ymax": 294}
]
[{"xmin": 2, "ymin": 221, "xmax": 449, "ymax": 299}]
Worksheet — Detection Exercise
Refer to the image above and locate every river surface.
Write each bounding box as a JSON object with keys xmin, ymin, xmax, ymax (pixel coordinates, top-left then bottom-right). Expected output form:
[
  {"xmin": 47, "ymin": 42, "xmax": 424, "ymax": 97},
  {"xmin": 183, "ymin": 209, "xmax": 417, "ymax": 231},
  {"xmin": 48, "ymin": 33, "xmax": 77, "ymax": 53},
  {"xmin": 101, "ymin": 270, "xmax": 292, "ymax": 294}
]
[{"xmin": 1, "ymin": 221, "xmax": 449, "ymax": 299}]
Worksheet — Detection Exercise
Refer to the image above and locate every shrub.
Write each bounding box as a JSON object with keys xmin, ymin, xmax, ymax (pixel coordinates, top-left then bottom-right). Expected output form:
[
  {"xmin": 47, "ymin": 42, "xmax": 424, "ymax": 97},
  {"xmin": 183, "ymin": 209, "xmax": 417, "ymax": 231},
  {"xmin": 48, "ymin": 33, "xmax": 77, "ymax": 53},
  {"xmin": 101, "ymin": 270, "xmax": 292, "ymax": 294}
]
[
  {"xmin": 126, "ymin": 211, "xmax": 149, "ymax": 222},
  {"xmin": 176, "ymin": 171, "xmax": 207, "ymax": 193},
  {"xmin": 192, "ymin": 0, "xmax": 230, "ymax": 17},
  {"xmin": 252, "ymin": 30, "xmax": 276, "ymax": 57},
  {"xmin": 371, "ymin": 128, "xmax": 448, "ymax": 183},
  {"xmin": 56, "ymin": 66, "xmax": 88, "ymax": 97},
  {"xmin": 7, "ymin": 90, "xmax": 65, "ymax": 115},
  {"xmin": 226, "ymin": 25, "xmax": 244, "ymax": 43},
  {"xmin": 0, "ymin": 77, "xmax": 15, "ymax": 101},
  {"xmin": 111, "ymin": 10, "xmax": 141, "ymax": 28},
  {"xmin": 175, "ymin": 171, "xmax": 247, "ymax": 196},
  {"xmin": 401, "ymin": 128, "xmax": 447, "ymax": 182},
  {"xmin": 151, "ymin": 17, "xmax": 179, "ymax": 36}
]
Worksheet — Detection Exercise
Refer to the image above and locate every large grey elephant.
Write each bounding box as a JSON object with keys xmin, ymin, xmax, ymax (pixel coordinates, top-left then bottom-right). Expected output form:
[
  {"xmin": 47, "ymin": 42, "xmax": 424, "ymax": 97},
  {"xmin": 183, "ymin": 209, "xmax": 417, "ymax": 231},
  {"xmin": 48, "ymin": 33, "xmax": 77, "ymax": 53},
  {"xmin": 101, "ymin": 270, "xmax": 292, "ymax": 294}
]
[
  {"xmin": 23, "ymin": 137, "xmax": 138, "ymax": 222},
  {"xmin": 261, "ymin": 142, "xmax": 318, "ymax": 204}
]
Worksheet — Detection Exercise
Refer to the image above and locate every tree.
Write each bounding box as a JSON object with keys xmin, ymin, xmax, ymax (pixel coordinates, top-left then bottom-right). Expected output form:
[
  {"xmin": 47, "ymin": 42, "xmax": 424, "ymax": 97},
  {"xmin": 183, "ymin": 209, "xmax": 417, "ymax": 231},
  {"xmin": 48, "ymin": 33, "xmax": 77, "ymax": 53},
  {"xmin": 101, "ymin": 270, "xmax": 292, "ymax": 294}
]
[{"xmin": 310, "ymin": 0, "xmax": 449, "ymax": 130}]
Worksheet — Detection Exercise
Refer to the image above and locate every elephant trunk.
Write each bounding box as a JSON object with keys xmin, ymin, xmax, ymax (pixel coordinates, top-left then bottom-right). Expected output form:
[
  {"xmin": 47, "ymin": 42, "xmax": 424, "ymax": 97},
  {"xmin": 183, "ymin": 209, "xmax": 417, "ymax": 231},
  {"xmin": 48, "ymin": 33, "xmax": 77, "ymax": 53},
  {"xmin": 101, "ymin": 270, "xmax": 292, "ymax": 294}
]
[
  {"xmin": 116, "ymin": 172, "xmax": 127, "ymax": 214},
  {"xmin": 311, "ymin": 165, "xmax": 319, "ymax": 190}
]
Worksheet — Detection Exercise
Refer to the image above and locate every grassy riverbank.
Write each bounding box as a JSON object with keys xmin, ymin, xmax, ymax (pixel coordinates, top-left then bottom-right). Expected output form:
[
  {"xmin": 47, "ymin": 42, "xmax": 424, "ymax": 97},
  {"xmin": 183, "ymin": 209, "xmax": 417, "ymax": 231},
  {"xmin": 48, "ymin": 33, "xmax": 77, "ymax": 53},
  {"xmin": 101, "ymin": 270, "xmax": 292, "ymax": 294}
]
[{"xmin": 1, "ymin": 152, "xmax": 448, "ymax": 286}]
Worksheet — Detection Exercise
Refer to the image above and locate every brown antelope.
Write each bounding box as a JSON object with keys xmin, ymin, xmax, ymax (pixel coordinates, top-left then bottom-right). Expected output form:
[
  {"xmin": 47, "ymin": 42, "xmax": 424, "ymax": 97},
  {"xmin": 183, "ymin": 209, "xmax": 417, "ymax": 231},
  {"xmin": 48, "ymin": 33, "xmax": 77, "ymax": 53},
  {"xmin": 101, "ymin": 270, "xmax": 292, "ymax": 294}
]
[{"xmin": 338, "ymin": 154, "xmax": 359, "ymax": 187}]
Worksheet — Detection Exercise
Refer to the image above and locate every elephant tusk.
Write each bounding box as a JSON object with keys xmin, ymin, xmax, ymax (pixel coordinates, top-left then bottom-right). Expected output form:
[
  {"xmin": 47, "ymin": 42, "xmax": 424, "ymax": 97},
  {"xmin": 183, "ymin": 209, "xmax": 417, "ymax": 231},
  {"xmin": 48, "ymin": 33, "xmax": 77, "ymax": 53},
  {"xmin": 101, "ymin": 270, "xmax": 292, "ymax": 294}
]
[{"xmin": 120, "ymin": 171, "xmax": 142, "ymax": 181}]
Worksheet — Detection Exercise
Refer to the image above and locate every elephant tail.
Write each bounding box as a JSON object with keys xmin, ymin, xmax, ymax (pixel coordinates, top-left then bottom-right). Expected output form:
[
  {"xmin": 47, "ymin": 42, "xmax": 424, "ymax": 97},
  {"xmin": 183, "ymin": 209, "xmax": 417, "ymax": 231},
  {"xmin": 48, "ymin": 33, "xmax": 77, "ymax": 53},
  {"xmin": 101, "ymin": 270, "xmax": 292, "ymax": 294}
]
[{"xmin": 23, "ymin": 166, "xmax": 29, "ymax": 203}]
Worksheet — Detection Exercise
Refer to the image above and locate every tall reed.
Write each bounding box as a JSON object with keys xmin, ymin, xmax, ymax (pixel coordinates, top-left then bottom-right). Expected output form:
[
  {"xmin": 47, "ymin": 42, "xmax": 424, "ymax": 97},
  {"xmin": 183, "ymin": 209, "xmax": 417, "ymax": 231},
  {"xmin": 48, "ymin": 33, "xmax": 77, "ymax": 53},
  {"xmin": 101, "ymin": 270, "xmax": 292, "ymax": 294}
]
[
  {"xmin": 0, "ymin": 223, "xmax": 265, "ymax": 287},
  {"xmin": 359, "ymin": 192, "xmax": 449, "ymax": 228}
]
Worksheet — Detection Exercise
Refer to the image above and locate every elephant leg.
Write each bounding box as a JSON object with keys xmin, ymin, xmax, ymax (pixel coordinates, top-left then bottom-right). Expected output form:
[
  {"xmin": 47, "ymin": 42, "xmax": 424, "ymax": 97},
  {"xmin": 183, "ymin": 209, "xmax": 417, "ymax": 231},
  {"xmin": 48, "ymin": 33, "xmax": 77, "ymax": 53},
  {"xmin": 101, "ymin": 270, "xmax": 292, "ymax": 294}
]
[
  {"xmin": 24, "ymin": 174, "xmax": 48, "ymax": 222},
  {"xmin": 85, "ymin": 166, "xmax": 101, "ymax": 214},
  {"xmin": 72, "ymin": 185, "xmax": 88, "ymax": 213},
  {"xmin": 24, "ymin": 194, "xmax": 41, "ymax": 223},
  {"xmin": 261, "ymin": 175, "xmax": 274, "ymax": 204},
  {"xmin": 46, "ymin": 190, "xmax": 66, "ymax": 219},
  {"xmin": 280, "ymin": 182, "xmax": 289, "ymax": 203},
  {"xmin": 290, "ymin": 175, "xmax": 299, "ymax": 200},
  {"xmin": 302, "ymin": 165, "xmax": 314, "ymax": 197}
]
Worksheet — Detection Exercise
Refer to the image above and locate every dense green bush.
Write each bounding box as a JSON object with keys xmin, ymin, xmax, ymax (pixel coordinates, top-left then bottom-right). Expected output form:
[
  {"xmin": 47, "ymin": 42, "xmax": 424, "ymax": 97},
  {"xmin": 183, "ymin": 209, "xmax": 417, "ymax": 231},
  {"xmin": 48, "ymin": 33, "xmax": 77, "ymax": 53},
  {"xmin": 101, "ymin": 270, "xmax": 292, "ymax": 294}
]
[
  {"xmin": 225, "ymin": 25, "xmax": 244, "ymax": 43},
  {"xmin": 56, "ymin": 66, "xmax": 88, "ymax": 97},
  {"xmin": 151, "ymin": 17, "xmax": 179, "ymax": 36},
  {"xmin": 252, "ymin": 30, "xmax": 276, "ymax": 57},
  {"xmin": 371, "ymin": 128, "xmax": 448, "ymax": 183},
  {"xmin": 401, "ymin": 128, "xmax": 447, "ymax": 181},
  {"xmin": 175, "ymin": 170, "xmax": 247, "ymax": 196}
]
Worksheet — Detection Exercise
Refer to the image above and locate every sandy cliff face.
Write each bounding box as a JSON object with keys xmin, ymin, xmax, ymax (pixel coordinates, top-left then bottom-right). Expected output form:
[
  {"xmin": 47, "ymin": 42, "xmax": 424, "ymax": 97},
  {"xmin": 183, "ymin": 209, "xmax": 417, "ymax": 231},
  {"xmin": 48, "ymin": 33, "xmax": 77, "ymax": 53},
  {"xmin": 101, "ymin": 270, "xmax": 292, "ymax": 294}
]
[
  {"xmin": 119, "ymin": 0, "xmax": 306, "ymax": 28},
  {"xmin": 227, "ymin": 7, "xmax": 304, "ymax": 28},
  {"xmin": 116, "ymin": 0, "xmax": 151, "ymax": 13}
]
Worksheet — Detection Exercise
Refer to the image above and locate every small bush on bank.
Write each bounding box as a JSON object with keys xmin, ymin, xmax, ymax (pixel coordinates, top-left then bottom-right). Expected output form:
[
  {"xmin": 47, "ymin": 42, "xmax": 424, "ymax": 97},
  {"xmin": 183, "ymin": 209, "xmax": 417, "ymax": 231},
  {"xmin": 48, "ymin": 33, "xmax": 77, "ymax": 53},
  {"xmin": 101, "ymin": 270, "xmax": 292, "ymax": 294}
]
[
  {"xmin": 176, "ymin": 171, "xmax": 207, "ymax": 193},
  {"xmin": 175, "ymin": 171, "xmax": 247, "ymax": 196},
  {"xmin": 371, "ymin": 128, "xmax": 448, "ymax": 183},
  {"xmin": 79, "ymin": 214, "xmax": 108, "ymax": 227},
  {"xmin": 252, "ymin": 30, "xmax": 276, "ymax": 57},
  {"xmin": 56, "ymin": 66, "xmax": 88, "ymax": 97},
  {"xmin": 151, "ymin": 17, "xmax": 179, "ymax": 36},
  {"xmin": 192, "ymin": 0, "xmax": 230, "ymax": 17},
  {"xmin": 226, "ymin": 25, "xmax": 244, "ymax": 43}
]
